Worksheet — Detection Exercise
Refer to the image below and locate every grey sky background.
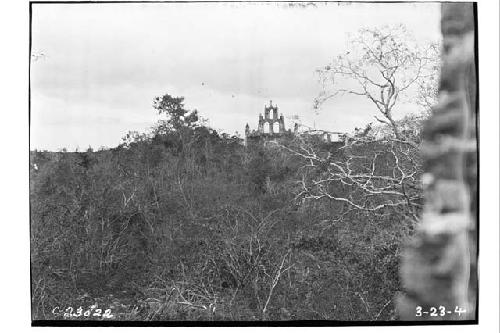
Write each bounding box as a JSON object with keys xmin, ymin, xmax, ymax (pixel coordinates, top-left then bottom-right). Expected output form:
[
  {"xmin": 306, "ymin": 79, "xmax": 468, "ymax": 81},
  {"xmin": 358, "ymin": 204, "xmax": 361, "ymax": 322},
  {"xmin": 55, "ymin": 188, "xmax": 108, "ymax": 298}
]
[{"xmin": 30, "ymin": 2, "xmax": 441, "ymax": 151}]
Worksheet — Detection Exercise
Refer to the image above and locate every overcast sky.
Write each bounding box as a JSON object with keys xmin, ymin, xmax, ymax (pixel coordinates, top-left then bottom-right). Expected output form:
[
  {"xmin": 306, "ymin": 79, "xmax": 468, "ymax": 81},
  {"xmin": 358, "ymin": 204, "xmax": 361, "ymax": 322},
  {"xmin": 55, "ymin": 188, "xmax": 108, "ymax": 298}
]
[{"xmin": 30, "ymin": 2, "xmax": 441, "ymax": 151}]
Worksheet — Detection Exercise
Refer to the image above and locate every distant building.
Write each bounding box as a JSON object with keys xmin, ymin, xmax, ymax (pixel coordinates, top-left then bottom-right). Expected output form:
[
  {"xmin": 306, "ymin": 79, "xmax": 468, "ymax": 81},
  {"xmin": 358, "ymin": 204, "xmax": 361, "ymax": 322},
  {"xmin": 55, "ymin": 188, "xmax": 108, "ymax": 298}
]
[
  {"xmin": 245, "ymin": 100, "xmax": 293, "ymax": 145},
  {"xmin": 244, "ymin": 100, "xmax": 345, "ymax": 146}
]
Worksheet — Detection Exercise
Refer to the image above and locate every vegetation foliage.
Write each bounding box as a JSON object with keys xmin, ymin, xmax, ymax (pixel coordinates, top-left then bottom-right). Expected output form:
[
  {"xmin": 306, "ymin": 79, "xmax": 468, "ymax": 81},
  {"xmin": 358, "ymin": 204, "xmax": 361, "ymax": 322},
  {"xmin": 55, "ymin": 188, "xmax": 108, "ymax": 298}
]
[
  {"xmin": 30, "ymin": 104, "xmax": 412, "ymax": 321},
  {"xmin": 30, "ymin": 25, "xmax": 438, "ymax": 321}
]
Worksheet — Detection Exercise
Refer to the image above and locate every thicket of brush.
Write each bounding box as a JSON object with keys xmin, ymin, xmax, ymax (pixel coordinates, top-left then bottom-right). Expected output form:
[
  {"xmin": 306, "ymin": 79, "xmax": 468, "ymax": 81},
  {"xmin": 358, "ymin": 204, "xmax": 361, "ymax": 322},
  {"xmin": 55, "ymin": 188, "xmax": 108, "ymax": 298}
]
[{"xmin": 30, "ymin": 96, "xmax": 421, "ymax": 321}]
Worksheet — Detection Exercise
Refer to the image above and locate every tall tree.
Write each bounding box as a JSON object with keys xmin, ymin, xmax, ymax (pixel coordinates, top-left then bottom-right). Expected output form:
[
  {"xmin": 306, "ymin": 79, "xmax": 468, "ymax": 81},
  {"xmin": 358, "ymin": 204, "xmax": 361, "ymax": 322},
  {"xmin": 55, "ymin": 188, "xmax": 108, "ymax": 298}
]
[
  {"xmin": 315, "ymin": 24, "xmax": 439, "ymax": 142},
  {"xmin": 281, "ymin": 25, "xmax": 440, "ymax": 220},
  {"xmin": 153, "ymin": 94, "xmax": 199, "ymax": 131}
]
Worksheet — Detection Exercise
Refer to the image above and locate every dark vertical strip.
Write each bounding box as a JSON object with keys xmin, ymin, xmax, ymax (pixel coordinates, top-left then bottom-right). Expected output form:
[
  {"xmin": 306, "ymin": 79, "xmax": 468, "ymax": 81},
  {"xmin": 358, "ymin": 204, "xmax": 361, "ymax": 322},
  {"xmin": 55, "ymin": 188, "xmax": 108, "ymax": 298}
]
[{"xmin": 472, "ymin": 1, "xmax": 479, "ymax": 323}]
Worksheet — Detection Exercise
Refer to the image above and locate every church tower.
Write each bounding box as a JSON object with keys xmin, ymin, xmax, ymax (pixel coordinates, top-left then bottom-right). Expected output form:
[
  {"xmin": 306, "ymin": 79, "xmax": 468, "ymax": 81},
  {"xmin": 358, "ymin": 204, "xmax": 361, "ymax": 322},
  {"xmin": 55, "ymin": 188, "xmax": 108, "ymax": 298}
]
[
  {"xmin": 257, "ymin": 100, "xmax": 285, "ymax": 134},
  {"xmin": 245, "ymin": 100, "xmax": 292, "ymax": 145}
]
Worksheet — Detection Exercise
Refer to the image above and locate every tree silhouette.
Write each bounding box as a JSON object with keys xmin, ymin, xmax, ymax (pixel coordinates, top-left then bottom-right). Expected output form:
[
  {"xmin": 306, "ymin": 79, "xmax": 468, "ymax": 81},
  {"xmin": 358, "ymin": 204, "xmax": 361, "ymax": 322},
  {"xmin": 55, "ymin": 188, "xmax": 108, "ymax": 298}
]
[{"xmin": 315, "ymin": 25, "xmax": 439, "ymax": 142}]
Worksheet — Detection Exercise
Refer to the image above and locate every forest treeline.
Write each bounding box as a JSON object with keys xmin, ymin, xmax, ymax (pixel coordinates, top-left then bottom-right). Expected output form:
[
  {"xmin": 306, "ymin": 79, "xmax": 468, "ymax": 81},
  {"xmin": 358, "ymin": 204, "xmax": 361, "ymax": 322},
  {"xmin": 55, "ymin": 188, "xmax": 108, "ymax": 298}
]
[{"xmin": 30, "ymin": 94, "xmax": 423, "ymax": 321}]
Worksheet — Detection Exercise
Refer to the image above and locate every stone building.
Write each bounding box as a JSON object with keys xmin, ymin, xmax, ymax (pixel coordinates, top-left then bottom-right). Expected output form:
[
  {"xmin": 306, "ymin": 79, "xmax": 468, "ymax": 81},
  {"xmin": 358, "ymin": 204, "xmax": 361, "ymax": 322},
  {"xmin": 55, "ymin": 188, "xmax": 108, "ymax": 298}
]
[
  {"xmin": 244, "ymin": 100, "xmax": 344, "ymax": 146},
  {"xmin": 245, "ymin": 101, "xmax": 293, "ymax": 145}
]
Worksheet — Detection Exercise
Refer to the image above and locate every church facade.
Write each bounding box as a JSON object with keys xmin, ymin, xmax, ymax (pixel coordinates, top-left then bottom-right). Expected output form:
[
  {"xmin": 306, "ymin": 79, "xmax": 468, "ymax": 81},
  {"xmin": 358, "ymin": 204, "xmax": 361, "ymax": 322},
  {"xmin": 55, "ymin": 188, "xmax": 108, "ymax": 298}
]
[
  {"xmin": 245, "ymin": 100, "xmax": 296, "ymax": 145},
  {"xmin": 245, "ymin": 100, "xmax": 344, "ymax": 146}
]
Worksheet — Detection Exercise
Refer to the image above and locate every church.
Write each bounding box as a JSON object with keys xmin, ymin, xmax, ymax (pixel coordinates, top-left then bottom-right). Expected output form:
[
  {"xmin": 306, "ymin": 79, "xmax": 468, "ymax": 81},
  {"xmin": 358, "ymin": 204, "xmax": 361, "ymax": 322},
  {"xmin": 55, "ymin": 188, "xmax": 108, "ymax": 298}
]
[{"xmin": 245, "ymin": 100, "xmax": 343, "ymax": 145}]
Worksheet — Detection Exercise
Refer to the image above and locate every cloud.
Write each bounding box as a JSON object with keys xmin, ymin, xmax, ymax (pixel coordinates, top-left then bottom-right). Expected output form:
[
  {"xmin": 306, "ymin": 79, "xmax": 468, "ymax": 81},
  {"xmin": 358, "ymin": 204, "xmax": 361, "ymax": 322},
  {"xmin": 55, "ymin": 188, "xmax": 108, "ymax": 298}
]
[{"xmin": 30, "ymin": 2, "xmax": 440, "ymax": 150}]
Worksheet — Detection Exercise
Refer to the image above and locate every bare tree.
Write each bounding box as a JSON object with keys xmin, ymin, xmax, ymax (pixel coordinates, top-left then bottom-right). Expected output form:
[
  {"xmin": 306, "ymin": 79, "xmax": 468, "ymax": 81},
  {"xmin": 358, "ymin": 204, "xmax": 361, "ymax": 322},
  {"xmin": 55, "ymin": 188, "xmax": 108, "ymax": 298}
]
[
  {"xmin": 281, "ymin": 132, "xmax": 423, "ymax": 223},
  {"xmin": 281, "ymin": 25, "xmax": 441, "ymax": 223},
  {"xmin": 314, "ymin": 24, "xmax": 439, "ymax": 142},
  {"xmin": 414, "ymin": 43, "xmax": 441, "ymax": 116}
]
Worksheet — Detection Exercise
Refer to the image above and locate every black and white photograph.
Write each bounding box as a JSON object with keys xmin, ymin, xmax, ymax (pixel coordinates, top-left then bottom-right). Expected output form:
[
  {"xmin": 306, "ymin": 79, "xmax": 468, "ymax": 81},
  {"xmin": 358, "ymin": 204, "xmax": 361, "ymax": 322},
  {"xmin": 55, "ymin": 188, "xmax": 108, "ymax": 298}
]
[{"xmin": 18, "ymin": 0, "xmax": 498, "ymax": 328}]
